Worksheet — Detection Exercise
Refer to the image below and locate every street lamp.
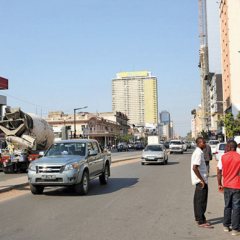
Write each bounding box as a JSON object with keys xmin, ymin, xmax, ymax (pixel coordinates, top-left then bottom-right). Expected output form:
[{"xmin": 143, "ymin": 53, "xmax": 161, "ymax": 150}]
[{"xmin": 74, "ymin": 106, "xmax": 88, "ymax": 138}]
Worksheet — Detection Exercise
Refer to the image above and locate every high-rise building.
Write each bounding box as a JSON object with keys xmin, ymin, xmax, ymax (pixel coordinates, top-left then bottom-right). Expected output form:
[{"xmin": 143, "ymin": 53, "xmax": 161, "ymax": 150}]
[
  {"xmin": 112, "ymin": 71, "xmax": 158, "ymax": 126},
  {"xmin": 220, "ymin": 0, "xmax": 240, "ymax": 116},
  {"xmin": 198, "ymin": 1, "xmax": 223, "ymax": 131},
  {"xmin": 160, "ymin": 110, "xmax": 170, "ymax": 125},
  {"xmin": 170, "ymin": 120, "xmax": 174, "ymax": 139}
]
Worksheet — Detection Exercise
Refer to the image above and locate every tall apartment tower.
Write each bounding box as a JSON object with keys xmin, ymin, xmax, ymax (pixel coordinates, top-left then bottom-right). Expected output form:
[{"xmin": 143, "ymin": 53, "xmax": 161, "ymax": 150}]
[
  {"xmin": 220, "ymin": 0, "xmax": 240, "ymax": 116},
  {"xmin": 112, "ymin": 71, "xmax": 158, "ymax": 126},
  {"xmin": 159, "ymin": 110, "xmax": 171, "ymax": 139}
]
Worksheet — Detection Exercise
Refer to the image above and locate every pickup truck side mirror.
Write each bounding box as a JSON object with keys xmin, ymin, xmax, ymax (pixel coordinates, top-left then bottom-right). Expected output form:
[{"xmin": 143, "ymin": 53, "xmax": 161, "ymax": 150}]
[
  {"xmin": 89, "ymin": 150, "xmax": 98, "ymax": 156},
  {"xmin": 39, "ymin": 151, "xmax": 45, "ymax": 157}
]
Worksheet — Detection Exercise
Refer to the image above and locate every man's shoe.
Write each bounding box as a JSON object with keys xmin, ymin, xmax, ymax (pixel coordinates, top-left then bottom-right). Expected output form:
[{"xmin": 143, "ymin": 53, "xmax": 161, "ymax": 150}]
[
  {"xmin": 223, "ymin": 226, "xmax": 230, "ymax": 232},
  {"xmin": 231, "ymin": 230, "xmax": 240, "ymax": 236}
]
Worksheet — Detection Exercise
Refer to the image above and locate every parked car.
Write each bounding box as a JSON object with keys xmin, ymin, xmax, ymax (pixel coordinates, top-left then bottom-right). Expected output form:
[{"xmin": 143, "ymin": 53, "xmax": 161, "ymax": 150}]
[
  {"xmin": 215, "ymin": 142, "xmax": 227, "ymax": 161},
  {"xmin": 182, "ymin": 141, "xmax": 187, "ymax": 151},
  {"xmin": 128, "ymin": 143, "xmax": 134, "ymax": 149},
  {"xmin": 28, "ymin": 139, "xmax": 111, "ymax": 195},
  {"xmin": 185, "ymin": 141, "xmax": 192, "ymax": 149},
  {"xmin": 117, "ymin": 142, "xmax": 128, "ymax": 152},
  {"xmin": 141, "ymin": 144, "xmax": 168, "ymax": 165},
  {"xmin": 209, "ymin": 140, "xmax": 220, "ymax": 154},
  {"xmin": 164, "ymin": 141, "xmax": 170, "ymax": 149},
  {"xmin": 136, "ymin": 143, "xmax": 144, "ymax": 150},
  {"xmin": 169, "ymin": 140, "xmax": 184, "ymax": 154}
]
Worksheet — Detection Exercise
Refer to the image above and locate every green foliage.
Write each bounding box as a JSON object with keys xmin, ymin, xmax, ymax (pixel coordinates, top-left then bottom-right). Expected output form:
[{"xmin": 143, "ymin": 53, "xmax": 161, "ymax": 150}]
[
  {"xmin": 218, "ymin": 112, "xmax": 240, "ymax": 138},
  {"xmin": 117, "ymin": 134, "xmax": 134, "ymax": 143},
  {"xmin": 133, "ymin": 128, "xmax": 139, "ymax": 133},
  {"xmin": 199, "ymin": 130, "xmax": 211, "ymax": 140},
  {"xmin": 185, "ymin": 131, "xmax": 195, "ymax": 141}
]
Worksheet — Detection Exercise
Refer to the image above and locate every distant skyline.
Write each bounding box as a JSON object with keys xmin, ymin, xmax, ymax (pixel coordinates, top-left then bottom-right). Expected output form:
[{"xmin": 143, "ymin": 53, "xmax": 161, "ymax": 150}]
[{"xmin": 0, "ymin": 0, "xmax": 201, "ymax": 136}]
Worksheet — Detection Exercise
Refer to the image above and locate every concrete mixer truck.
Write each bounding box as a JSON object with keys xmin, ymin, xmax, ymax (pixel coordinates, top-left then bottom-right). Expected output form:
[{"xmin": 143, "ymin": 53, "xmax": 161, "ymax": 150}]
[{"xmin": 0, "ymin": 108, "xmax": 55, "ymax": 174}]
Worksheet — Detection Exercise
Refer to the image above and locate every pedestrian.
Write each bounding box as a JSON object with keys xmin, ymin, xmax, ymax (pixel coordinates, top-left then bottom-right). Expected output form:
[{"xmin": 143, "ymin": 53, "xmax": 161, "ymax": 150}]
[
  {"xmin": 191, "ymin": 137, "xmax": 214, "ymax": 228},
  {"xmin": 203, "ymin": 143, "xmax": 212, "ymax": 174},
  {"xmin": 217, "ymin": 140, "xmax": 240, "ymax": 235}
]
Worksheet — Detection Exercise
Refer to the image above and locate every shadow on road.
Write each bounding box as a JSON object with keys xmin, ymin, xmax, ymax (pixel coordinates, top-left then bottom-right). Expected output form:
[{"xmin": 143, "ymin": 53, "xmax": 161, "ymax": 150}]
[
  {"xmin": 207, "ymin": 217, "xmax": 223, "ymax": 226},
  {"xmin": 43, "ymin": 177, "xmax": 139, "ymax": 197},
  {"xmin": 143, "ymin": 162, "xmax": 179, "ymax": 166}
]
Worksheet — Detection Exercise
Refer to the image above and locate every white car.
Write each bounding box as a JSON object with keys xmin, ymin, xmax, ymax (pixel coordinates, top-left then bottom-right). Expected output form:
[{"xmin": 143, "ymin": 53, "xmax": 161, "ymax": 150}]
[
  {"xmin": 141, "ymin": 144, "xmax": 168, "ymax": 165},
  {"xmin": 209, "ymin": 140, "xmax": 220, "ymax": 154},
  {"xmin": 169, "ymin": 140, "xmax": 184, "ymax": 154},
  {"xmin": 215, "ymin": 142, "xmax": 227, "ymax": 161}
]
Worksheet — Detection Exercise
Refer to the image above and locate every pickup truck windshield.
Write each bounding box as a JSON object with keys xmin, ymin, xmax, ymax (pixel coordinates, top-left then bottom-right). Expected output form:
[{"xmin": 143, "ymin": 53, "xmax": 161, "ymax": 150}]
[
  {"xmin": 145, "ymin": 145, "xmax": 163, "ymax": 151},
  {"xmin": 45, "ymin": 143, "xmax": 86, "ymax": 156},
  {"xmin": 170, "ymin": 142, "xmax": 182, "ymax": 145},
  {"xmin": 209, "ymin": 141, "xmax": 219, "ymax": 145}
]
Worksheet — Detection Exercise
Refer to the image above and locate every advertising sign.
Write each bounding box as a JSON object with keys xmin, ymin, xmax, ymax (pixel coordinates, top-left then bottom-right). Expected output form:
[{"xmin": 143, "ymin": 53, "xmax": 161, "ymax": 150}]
[{"xmin": 120, "ymin": 71, "xmax": 148, "ymax": 78}]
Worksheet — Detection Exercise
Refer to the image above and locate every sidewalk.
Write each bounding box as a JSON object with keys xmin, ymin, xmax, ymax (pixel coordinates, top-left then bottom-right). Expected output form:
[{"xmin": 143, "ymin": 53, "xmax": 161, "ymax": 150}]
[{"xmin": 0, "ymin": 155, "xmax": 141, "ymax": 194}]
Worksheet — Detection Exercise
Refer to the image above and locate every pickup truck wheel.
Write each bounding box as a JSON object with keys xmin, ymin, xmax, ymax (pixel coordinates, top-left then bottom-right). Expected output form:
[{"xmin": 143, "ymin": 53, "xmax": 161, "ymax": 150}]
[
  {"xmin": 3, "ymin": 165, "xmax": 14, "ymax": 174},
  {"xmin": 75, "ymin": 171, "xmax": 89, "ymax": 195},
  {"xmin": 30, "ymin": 184, "xmax": 44, "ymax": 195},
  {"xmin": 99, "ymin": 165, "xmax": 109, "ymax": 185}
]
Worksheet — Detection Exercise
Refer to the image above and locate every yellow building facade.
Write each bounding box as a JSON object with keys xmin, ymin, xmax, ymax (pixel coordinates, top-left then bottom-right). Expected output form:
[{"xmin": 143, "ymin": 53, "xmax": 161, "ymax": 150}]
[{"xmin": 112, "ymin": 71, "xmax": 158, "ymax": 126}]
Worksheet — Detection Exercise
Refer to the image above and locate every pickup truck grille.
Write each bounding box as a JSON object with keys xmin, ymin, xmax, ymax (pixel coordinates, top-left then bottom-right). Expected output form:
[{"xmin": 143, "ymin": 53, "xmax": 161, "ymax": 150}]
[
  {"xmin": 37, "ymin": 166, "xmax": 63, "ymax": 173},
  {"xmin": 36, "ymin": 178, "xmax": 63, "ymax": 182}
]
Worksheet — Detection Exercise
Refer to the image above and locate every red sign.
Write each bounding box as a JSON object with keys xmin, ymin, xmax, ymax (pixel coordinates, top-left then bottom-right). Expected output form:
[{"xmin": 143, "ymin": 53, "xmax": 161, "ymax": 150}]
[{"xmin": 0, "ymin": 77, "xmax": 8, "ymax": 90}]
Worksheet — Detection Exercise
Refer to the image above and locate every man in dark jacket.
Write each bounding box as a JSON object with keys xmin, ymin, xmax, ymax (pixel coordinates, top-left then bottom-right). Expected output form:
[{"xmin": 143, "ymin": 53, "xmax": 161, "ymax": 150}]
[{"xmin": 203, "ymin": 143, "xmax": 212, "ymax": 174}]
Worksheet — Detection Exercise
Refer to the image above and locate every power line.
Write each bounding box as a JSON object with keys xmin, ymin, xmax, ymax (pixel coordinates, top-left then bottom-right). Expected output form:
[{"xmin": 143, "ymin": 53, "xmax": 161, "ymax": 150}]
[{"xmin": 1, "ymin": 93, "xmax": 57, "ymax": 110}]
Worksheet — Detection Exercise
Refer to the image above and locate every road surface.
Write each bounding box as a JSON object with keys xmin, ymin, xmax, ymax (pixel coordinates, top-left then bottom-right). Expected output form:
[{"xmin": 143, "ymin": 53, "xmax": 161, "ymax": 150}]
[{"xmin": 0, "ymin": 150, "xmax": 227, "ymax": 240}]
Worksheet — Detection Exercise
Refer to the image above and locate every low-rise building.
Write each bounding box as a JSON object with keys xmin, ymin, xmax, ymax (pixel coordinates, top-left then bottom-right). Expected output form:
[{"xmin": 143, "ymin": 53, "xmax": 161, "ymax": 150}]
[{"xmin": 44, "ymin": 111, "xmax": 129, "ymax": 147}]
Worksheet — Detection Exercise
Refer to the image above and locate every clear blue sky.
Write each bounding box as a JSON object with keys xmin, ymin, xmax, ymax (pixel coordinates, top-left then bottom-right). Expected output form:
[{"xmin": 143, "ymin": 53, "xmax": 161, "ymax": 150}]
[{"xmin": 0, "ymin": 0, "xmax": 201, "ymax": 136}]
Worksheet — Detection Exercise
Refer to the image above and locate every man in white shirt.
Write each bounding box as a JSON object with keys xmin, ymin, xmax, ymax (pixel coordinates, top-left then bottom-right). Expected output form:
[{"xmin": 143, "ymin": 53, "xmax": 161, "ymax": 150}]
[{"xmin": 191, "ymin": 137, "xmax": 213, "ymax": 228}]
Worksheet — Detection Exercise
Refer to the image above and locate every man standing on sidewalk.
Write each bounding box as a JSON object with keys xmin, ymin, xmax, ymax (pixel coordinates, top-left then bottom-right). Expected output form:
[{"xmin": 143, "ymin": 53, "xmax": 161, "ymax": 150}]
[
  {"xmin": 217, "ymin": 140, "xmax": 240, "ymax": 235},
  {"xmin": 191, "ymin": 137, "xmax": 214, "ymax": 228}
]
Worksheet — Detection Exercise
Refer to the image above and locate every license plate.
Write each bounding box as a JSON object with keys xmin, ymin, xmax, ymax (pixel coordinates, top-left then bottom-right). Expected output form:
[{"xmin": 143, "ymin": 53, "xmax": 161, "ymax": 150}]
[
  {"xmin": 148, "ymin": 157, "xmax": 155, "ymax": 160},
  {"xmin": 41, "ymin": 175, "xmax": 56, "ymax": 180}
]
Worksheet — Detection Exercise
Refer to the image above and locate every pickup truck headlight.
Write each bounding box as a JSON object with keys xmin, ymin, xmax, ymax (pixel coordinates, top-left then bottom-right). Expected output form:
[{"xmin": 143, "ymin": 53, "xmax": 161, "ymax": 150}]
[
  {"xmin": 29, "ymin": 163, "xmax": 36, "ymax": 171},
  {"xmin": 64, "ymin": 162, "xmax": 78, "ymax": 171}
]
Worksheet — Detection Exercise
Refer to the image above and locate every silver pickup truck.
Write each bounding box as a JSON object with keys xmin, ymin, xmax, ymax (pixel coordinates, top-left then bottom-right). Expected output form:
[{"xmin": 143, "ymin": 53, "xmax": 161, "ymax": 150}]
[{"xmin": 28, "ymin": 139, "xmax": 111, "ymax": 195}]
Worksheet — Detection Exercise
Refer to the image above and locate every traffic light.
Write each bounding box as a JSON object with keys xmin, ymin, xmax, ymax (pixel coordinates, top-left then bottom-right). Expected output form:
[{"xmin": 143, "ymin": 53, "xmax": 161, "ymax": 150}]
[{"xmin": 191, "ymin": 109, "xmax": 196, "ymax": 115}]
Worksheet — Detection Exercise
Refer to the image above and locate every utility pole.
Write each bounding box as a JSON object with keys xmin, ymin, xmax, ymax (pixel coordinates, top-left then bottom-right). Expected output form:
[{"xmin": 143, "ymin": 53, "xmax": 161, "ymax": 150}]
[{"xmin": 74, "ymin": 106, "xmax": 88, "ymax": 138}]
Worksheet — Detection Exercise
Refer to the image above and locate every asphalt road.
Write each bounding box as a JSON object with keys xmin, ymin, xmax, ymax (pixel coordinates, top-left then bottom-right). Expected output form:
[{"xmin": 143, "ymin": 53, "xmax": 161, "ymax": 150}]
[{"xmin": 0, "ymin": 150, "xmax": 227, "ymax": 240}]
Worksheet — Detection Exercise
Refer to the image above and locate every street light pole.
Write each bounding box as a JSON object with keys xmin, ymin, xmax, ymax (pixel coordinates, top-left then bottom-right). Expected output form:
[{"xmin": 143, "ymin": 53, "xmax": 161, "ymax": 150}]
[{"xmin": 74, "ymin": 106, "xmax": 88, "ymax": 138}]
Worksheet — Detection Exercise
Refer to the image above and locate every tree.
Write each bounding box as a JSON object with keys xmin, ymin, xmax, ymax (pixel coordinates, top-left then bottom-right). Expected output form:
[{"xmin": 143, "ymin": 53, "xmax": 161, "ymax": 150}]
[
  {"xmin": 118, "ymin": 134, "xmax": 133, "ymax": 143},
  {"xmin": 218, "ymin": 112, "xmax": 240, "ymax": 138},
  {"xmin": 199, "ymin": 130, "xmax": 211, "ymax": 140},
  {"xmin": 185, "ymin": 131, "xmax": 195, "ymax": 141}
]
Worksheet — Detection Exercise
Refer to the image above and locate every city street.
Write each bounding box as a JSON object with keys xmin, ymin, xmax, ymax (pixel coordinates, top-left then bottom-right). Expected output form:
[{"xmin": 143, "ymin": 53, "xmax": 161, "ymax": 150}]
[{"xmin": 0, "ymin": 150, "xmax": 227, "ymax": 240}]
